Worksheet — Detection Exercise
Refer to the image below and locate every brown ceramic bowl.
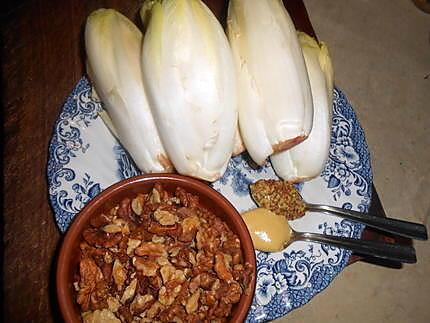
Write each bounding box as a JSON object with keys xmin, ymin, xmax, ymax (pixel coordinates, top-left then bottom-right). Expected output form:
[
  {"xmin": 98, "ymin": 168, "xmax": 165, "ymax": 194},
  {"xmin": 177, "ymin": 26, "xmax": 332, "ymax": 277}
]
[{"xmin": 56, "ymin": 173, "xmax": 256, "ymax": 322}]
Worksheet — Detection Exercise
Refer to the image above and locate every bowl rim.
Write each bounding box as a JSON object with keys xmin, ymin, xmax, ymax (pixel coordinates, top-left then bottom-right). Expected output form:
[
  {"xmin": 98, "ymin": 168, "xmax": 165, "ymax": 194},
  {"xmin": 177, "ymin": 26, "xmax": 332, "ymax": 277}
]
[{"xmin": 56, "ymin": 173, "xmax": 256, "ymax": 322}]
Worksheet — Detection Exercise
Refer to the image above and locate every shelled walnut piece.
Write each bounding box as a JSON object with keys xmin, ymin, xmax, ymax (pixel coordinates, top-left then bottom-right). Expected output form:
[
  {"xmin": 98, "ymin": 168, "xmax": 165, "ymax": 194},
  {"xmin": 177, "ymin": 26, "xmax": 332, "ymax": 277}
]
[{"xmin": 75, "ymin": 183, "xmax": 254, "ymax": 323}]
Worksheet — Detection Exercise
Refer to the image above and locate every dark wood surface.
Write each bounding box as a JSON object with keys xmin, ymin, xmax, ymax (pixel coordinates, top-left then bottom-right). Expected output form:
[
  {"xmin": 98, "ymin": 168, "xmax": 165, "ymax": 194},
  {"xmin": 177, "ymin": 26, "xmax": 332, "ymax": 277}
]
[{"xmin": 2, "ymin": 0, "xmax": 397, "ymax": 322}]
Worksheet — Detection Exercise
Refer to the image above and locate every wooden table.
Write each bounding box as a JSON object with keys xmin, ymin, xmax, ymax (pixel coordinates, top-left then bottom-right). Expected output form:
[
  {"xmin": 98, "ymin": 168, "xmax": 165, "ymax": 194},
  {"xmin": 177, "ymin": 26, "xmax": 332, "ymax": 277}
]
[{"xmin": 2, "ymin": 0, "xmax": 400, "ymax": 321}]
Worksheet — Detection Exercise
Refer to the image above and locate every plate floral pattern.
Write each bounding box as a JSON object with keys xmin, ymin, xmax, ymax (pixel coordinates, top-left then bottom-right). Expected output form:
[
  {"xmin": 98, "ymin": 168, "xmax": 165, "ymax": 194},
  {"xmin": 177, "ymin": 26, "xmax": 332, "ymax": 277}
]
[{"xmin": 47, "ymin": 77, "xmax": 372, "ymax": 322}]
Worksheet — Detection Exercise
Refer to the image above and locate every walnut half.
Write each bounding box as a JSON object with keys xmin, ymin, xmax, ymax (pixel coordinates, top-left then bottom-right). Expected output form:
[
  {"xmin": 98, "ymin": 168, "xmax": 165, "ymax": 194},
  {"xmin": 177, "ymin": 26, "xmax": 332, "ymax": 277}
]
[{"xmin": 154, "ymin": 209, "xmax": 179, "ymax": 226}]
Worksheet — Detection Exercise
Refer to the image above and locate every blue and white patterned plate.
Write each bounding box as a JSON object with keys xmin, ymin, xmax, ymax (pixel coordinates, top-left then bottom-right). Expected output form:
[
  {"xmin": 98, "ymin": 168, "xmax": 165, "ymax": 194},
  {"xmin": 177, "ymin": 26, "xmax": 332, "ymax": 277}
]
[{"xmin": 47, "ymin": 77, "xmax": 372, "ymax": 322}]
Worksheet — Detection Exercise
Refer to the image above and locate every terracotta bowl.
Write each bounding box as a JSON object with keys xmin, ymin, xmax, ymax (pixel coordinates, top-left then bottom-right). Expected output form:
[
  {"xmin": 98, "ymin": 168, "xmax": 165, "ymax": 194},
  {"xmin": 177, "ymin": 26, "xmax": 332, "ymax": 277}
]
[{"xmin": 56, "ymin": 174, "xmax": 256, "ymax": 322}]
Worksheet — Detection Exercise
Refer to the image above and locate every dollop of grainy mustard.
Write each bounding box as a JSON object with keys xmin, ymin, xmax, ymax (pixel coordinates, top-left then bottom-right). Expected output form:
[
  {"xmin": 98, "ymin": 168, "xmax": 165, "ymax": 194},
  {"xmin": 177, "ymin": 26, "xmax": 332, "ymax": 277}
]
[{"xmin": 250, "ymin": 180, "xmax": 306, "ymax": 220}]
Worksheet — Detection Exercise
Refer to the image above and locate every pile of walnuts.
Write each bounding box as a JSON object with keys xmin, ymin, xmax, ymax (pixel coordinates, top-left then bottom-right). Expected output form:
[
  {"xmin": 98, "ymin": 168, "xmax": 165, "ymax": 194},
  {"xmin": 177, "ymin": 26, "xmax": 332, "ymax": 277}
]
[{"xmin": 74, "ymin": 183, "xmax": 254, "ymax": 323}]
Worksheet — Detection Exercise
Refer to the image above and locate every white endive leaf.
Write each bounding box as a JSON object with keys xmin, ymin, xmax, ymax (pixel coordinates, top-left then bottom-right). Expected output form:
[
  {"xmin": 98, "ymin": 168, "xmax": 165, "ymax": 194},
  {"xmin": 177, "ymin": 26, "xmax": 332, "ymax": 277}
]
[
  {"xmin": 271, "ymin": 32, "xmax": 334, "ymax": 182},
  {"xmin": 227, "ymin": 0, "xmax": 313, "ymax": 165},
  {"xmin": 85, "ymin": 9, "xmax": 173, "ymax": 173},
  {"xmin": 98, "ymin": 109, "xmax": 119, "ymax": 139},
  {"xmin": 141, "ymin": 0, "xmax": 237, "ymax": 182},
  {"xmin": 233, "ymin": 125, "xmax": 246, "ymax": 156}
]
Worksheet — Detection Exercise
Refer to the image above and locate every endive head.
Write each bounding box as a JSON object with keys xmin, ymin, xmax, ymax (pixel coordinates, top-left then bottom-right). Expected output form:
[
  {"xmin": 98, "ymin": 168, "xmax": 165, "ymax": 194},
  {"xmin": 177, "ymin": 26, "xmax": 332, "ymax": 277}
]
[
  {"xmin": 139, "ymin": 0, "xmax": 237, "ymax": 181},
  {"xmin": 298, "ymin": 31, "xmax": 334, "ymax": 99},
  {"xmin": 85, "ymin": 9, "xmax": 144, "ymax": 96},
  {"xmin": 85, "ymin": 8, "xmax": 173, "ymax": 173}
]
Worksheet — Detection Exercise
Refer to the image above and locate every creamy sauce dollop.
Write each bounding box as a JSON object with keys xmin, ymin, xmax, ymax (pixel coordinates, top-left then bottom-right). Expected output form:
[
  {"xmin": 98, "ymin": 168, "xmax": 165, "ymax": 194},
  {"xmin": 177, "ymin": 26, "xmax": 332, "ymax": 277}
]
[{"xmin": 241, "ymin": 208, "xmax": 292, "ymax": 252}]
